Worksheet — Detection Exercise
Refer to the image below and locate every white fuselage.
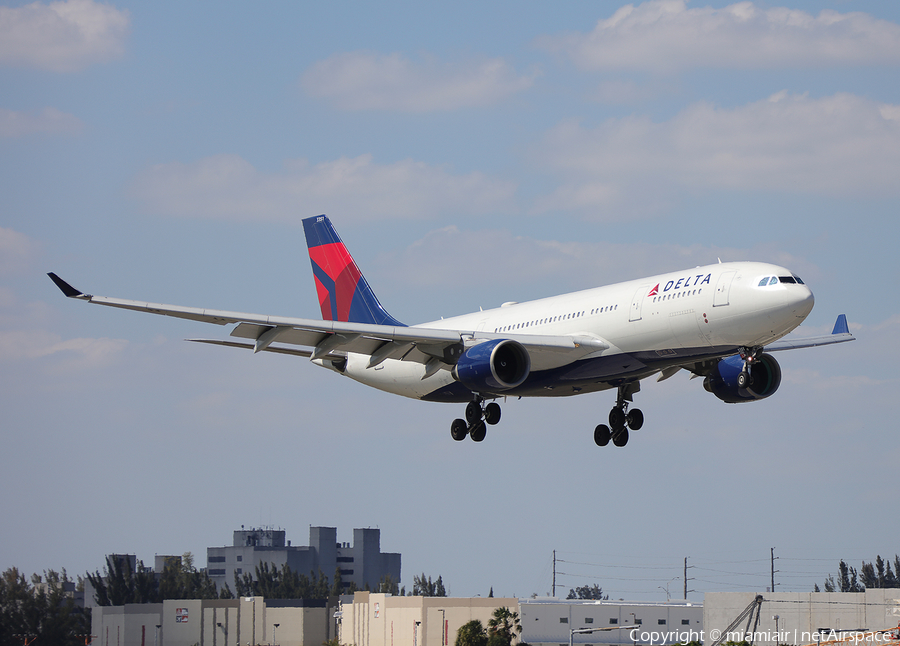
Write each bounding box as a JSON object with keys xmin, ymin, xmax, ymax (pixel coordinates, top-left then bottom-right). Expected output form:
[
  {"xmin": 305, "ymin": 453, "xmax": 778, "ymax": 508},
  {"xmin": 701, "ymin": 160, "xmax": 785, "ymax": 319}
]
[{"xmin": 325, "ymin": 261, "xmax": 815, "ymax": 402}]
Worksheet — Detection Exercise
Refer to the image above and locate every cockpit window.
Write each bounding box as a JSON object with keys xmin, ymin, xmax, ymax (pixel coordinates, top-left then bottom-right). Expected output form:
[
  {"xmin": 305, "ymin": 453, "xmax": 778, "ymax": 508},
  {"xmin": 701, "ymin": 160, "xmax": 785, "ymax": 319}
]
[
  {"xmin": 759, "ymin": 277, "xmax": 769, "ymax": 286},
  {"xmin": 769, "ymin": 276, "xmax": 779, "ymax": 285},
  {"xmin": 793, "ymin": 275, "xmax": 805, "ymax": 285},
  {"xmin": 778, "ymin": 276, "xmax": 796, "ymax": 284}
]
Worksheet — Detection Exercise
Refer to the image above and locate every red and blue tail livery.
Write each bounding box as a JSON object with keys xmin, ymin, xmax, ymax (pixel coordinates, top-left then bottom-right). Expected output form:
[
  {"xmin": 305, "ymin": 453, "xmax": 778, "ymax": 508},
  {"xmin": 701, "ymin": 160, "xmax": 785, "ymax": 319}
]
[{"xmin": 302, "ymin": 215, "xmax": 404, "ymax": 327}]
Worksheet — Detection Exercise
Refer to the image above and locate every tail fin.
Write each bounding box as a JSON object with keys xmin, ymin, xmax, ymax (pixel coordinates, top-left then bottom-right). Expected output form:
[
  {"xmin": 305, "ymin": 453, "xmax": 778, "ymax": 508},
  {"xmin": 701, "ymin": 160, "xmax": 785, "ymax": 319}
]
[{"xmin": 302, "ymin": 215, "xmax": 405, "ymax": 327}]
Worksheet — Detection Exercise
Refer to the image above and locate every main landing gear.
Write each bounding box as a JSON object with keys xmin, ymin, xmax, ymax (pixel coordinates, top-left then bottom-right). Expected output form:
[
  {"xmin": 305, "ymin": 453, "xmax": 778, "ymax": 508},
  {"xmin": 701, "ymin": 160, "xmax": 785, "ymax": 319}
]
[
  {"xmin": 594, "ymin": 383, "xmax": 643, "ymax": 448},
  {"xmin": 450, "ymin": 396, "xmax": 501, "ymax": 442}
]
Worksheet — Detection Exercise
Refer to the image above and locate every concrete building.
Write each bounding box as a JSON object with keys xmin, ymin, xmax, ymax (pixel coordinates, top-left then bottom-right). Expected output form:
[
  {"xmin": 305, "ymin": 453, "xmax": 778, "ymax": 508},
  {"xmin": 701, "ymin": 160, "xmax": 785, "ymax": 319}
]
[
  {"xmin": 206, "ymin": 526, "xmax": 401, "ymax": 595},
  {"xmin": 88, "ymin": 587, "xmax": 900, "ymax": 646},
  {"xmin": 91, "ymin": 596, "xmax": 333, "ymax": 646},
  {"xmin": 704, "ymin": 591, "xmax": 900, "ymax": 646},
  {"xmin": 519, "ymin": 598, "xmax": 703, "ymax": 646},
  {"xmin": 337, "ymin": 591, "xmax": 520, "ymax": 646}
]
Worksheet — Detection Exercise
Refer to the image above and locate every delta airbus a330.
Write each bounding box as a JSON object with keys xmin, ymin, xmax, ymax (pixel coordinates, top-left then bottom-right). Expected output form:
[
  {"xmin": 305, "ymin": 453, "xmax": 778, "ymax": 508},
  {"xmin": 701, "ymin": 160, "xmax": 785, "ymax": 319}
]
[{"xmin": 49, "ymin": 215, "xmax": 854, "ymax": 447}]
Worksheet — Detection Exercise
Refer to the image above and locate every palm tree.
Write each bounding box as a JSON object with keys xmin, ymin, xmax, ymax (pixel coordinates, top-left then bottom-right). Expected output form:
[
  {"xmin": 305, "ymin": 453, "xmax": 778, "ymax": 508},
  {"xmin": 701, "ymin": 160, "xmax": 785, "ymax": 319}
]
[
  {"xmin": 455, "ymin": 620, "xmax": 488, "ymax": 646},
  {"xmin": 487, "ymin": 607, "xmax": 522, "ymax": 646}
]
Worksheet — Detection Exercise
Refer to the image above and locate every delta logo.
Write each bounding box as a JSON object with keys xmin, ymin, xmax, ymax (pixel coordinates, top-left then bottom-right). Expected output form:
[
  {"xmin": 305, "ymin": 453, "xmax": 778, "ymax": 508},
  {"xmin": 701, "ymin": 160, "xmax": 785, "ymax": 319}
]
[{"xmin": 648, "ymin": 273, "xmax": 712, "ymax": 297}]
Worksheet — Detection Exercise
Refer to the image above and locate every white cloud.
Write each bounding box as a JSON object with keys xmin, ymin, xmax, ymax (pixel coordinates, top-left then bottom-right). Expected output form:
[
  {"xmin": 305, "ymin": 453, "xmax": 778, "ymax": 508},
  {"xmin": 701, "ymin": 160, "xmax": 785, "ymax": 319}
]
[
  {"xmin": 0, "ymin": 329, "xmax": 127, "ymax": 364},
  {"xmin": 130, "ymin": 153, "xmax": 517, "ymax": 222},
  {"xmin": 533, "ymin": 92, "xmax": 900, "ymax": 215},
  {"xmin": 0, "ymin": 0, "xmax": 130, "ymax": 72},
  {"xmin": 0, "ymin": 278, "xmax": 127, "ymax": 369},
  {"xmin": 301, "ymin": 51, "xmax": 535, "ymax": 112},
  {"xmin": 539, "ymin": 0, "xmax": 900, "ymax": 72},
  {"xmin": 0, "ymin": 226, "xmax": 38, "ymax": 275},
  {"xmin": 0, "ymin": 107, "xmax": 83, "ymax": 137}
]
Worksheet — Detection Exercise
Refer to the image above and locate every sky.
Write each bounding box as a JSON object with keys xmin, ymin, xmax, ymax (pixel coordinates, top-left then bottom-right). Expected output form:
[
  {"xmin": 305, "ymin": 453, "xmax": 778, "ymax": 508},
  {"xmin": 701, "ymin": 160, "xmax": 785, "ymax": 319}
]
[{"xmin": 1, "ymin": 0, "xmax": 899, "ymax": 602}]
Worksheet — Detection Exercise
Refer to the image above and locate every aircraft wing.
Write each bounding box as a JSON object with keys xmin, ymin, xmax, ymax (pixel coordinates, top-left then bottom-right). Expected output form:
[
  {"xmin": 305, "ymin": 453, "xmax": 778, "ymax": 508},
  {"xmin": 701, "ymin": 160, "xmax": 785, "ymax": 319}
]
[
  {"xmin": 765, "ymin": 314, "xmax": 855, "ymax": 352},
  {"xmin": 48, "ymin": 273, "xmax": 608, "ymax": 371}
]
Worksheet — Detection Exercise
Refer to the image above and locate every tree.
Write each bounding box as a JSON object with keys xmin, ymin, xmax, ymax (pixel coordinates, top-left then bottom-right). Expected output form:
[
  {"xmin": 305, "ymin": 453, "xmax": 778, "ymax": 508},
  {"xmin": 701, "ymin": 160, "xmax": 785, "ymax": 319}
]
[
  {"xmin": 838, "ymin": 560, "xmax": 863, "ymax": 592},
  {"xmin": 87, "ymin": 555, "xmax": 158, "ymax": 605},
  {"xmin": 218, "ymin": 582, "xmax": 234, "ymax": 599},
  {"xmin": 858, "ymin": 554, "xmax": 900, "ymax": 589},
  {"xmin": 234, "ymin": 563, "xmax": 333, "ymax": 600},
  {"xmin": 818, "ymin": 555, "xmax": 900, "ymax": 592},
  {"xmin": 566, "ymin": 584, "xmax": 608, "ymax": 600},
  {"xmin": 332, "ymin": 566, "xmax": 344, "ymax": 596},
  {"xmin": 0, "ymin": 567, "xmax": 91, "ymax": 646},
  {"xmin": 456, "ymin": 619, "xmax": 488, "ymax": 646},
  {"xmin": 158, "ymin": 553, "xmax": 217, "ymax": 600},
  {"xmin": 413, "ymin": 573, "xmax": 447, "ymax": 597},
  {"xmin": 487, "ymin": 607, "xmax": 523, "ymax": 646},
  {"xmin": 376, "ymin": 574, "xmax": 400, "ymax": 595}
]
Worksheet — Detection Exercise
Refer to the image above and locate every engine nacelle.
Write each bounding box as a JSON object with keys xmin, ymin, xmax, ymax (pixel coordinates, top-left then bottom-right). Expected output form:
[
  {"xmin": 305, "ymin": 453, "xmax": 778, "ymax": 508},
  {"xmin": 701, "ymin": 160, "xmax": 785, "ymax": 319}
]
[
  {"xmin": 703, "ymin": 352, "xmax": 782, "ymax": 403},
  {"xmin": 451, "ymin": 339, "xmax": 531, "ymax": 393}
]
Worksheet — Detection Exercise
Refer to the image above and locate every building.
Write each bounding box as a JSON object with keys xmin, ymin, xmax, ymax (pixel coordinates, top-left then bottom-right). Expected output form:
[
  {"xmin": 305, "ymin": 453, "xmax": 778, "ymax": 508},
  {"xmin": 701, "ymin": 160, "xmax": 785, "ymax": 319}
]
[
  {"xmin": 91, "ymin": 596, "xmax": 332, "ymax": 646},
  {"xmin": 704, "ymin": 590, "xmax": 900, "ymax": 646},
  {"xmin": 338, "ymin": 591, "xmax": 520, "ymax": 646},
  {"xmin": 87, "ymin": 584, "xmax": 900, "ymax": 646},
  {"xmin": 206, "ymin": 526, "xmax": 401, "ymax": 594},
  {"xmin": 519, "ymin": 598, "xmax": 703, "ymax": 646}
]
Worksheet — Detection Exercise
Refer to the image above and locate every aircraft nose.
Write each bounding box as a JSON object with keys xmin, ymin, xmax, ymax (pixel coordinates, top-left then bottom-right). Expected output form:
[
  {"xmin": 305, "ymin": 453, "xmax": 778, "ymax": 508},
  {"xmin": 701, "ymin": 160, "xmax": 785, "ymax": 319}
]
[{"xmin": 792, "ymin": 285, "xmax": 815, "ymax": 319}]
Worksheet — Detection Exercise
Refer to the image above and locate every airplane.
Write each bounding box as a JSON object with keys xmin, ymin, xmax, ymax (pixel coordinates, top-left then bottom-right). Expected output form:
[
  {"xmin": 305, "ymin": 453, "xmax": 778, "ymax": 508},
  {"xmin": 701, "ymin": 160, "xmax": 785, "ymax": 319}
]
[{"xmin": 48, "ymin": 214, "xmax": 854, "ymax": 447}]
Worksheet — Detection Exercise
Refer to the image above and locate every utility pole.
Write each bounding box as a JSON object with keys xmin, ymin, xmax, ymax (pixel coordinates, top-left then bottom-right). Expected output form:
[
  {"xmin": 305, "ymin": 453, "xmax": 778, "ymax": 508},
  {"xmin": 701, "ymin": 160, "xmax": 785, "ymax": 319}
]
[
  {"xmin": 683, "ymin": 557, "xmax": 694, "ymax": 600},
  {"xmin": 770, "ymin": 548, "xmax": 778, "ymax": 593},
  {"xmin": 552, "ymin": 550, "xmax": 557, "ymax": 598}
]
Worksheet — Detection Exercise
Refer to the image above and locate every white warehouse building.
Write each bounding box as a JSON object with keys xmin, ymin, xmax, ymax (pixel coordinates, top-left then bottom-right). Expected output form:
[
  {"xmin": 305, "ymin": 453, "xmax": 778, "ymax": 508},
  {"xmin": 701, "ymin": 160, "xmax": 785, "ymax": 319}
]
[{"xmin": 520, "ymin": 598, "xmax": 703, "ymax": 646}]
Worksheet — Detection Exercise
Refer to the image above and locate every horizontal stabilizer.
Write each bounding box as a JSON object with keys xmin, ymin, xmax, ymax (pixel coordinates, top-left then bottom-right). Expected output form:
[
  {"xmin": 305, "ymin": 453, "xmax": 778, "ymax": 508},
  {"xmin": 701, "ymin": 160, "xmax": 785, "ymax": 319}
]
[{"xmin": 187, "ymin": 339, "xmax": 317, "ymax": 359}]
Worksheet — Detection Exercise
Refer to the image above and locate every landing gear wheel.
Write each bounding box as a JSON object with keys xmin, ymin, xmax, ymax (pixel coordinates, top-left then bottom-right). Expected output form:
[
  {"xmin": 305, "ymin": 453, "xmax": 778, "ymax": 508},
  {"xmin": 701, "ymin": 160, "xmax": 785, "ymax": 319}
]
[
  {"xmin": 451, "ymin": 418, "xmax": 468, "ymax": 441},
  {"xmin": 469, "ymin": 420, "xmax": 487, "ymax": 442},
  {"xmin": 626, "ymin": 408, "xmax": 644, "ymax": 431},
  {"xmin": 484, "ymin": 402, "xmax": 501, "ymax": 425},
  {"xmin": 465, "ymin": 401, "xmax": 482, "ymax": 424},
  {"xmin": 737, "ymin": 371, "xmax": 752, "ymax": 388},
  {"xmin": 612, "ymin": 427, "xmax": 629, "ymax": 447},
  {"xmin": 594, "ymin": 424, "xmax": 611, "ymax": 447},
  {"xmin": 609, "ymin": 407, "xmax": 626, "ymax": 430}
]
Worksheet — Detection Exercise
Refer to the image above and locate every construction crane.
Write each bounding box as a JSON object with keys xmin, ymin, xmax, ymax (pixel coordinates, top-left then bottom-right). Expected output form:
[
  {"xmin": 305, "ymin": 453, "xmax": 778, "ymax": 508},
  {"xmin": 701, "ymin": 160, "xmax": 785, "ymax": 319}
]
[{"xmin": 707, "ymin": 595, "xmax": 765, "ymax": 646}]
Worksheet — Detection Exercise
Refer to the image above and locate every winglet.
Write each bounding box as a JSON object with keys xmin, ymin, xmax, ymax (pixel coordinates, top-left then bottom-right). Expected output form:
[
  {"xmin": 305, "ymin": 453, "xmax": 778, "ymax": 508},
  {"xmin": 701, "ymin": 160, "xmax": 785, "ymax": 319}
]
[
  {"xmin": 832, "ymin": 314, "xmax": 850, "ymax": 336},
  {"xmin": 47, "ymin": 272, "xmax": 91, "ymax": 300}
]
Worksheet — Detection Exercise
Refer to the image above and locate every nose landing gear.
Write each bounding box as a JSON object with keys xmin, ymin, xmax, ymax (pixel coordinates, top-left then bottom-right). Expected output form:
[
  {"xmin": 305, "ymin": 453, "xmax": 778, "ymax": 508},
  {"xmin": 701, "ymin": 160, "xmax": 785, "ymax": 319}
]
[
  {"xmin": 594, "ymin": 383, "xmax": 643, "ymax": 447},
  {"xmin": 737, "ymin": 346, "xmax": 763, "ymax": 388},
  {"xmin": 451, "ymin": 396, "xmax": 502, "ymax": 442}
]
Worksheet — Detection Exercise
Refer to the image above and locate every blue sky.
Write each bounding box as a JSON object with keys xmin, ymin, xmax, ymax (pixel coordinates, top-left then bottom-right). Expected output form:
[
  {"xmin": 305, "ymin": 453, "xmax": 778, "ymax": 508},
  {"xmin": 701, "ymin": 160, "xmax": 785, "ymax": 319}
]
[{"xmin": 2, "ymin": 0, "xmax": 899, "ymax": 600}]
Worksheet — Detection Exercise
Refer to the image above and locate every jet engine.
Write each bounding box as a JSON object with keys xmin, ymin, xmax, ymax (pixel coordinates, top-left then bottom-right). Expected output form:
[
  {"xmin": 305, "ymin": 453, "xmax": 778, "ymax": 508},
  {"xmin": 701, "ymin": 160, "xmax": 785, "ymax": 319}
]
[
  {"xmin": 451, "ymin": 339, "xmax": 531, "ymax": 392},
  {"xmin": 703, "ymin": 352, "xmax": 782, "ymax": 403}
]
